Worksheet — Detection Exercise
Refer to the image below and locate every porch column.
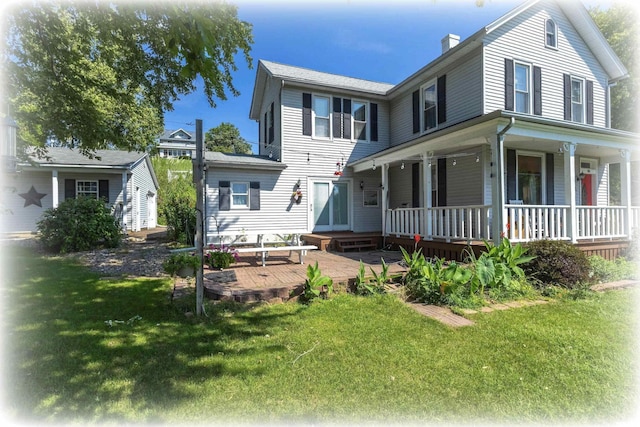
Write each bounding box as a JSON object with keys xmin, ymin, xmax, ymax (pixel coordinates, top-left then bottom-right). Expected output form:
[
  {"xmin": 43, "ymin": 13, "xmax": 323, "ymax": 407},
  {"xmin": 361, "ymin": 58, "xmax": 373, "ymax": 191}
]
[
  {"xmin": 563, "ymin": 142, "xmax": 577, "ymax": 243},
  {"xmin": 381, "ymin": 163, "xmax": 389, "ymax": 236},
  {"xmin": 620, "ymin": 149, "xmax": 632, "ymax": 239},
  {"xmin": 121, "ymin": 172, "xmax": 128, "ymax": 233},
  {"xmin": 491, "ymin": 135, "xmax": 506, "ymax": 245},
  {"xmin": 423, "ymin": 153, "xmax": 432, "ymax": 239},
  {"xmin": 51, "ymin": 169, "xmax": 59, "ymax": 208}
]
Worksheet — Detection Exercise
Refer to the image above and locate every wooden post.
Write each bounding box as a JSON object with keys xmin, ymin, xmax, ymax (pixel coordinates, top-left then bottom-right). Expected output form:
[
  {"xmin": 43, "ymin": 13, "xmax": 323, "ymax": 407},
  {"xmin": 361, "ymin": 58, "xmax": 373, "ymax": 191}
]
[{"xmin": 195, "ymin": 119, "xmax": 205, "ymax": 316}]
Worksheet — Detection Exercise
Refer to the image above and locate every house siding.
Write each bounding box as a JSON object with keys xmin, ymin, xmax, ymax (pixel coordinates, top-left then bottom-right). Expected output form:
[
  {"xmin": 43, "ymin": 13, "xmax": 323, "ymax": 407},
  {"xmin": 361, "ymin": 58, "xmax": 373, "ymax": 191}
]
[
  {"xmin": 390, "ymin": 48, "xmax": 484, "ymax": 147},
  {"xmin": 129, "ymin": 159, "xmax": 157, "ymax": 230},
  {"xmin": 484, "ymin": 0, "xmax": 608, "ymax": 127},
  {"xmin": 446, "ymin": 154, "xmax": 484, "ymax": 206},
  {"xmin": 1, "ymin": 171, "xmax": 52, "ymax": 233},
  {"xmin": 259, "ymin": 77, "xmax": 282, "ymax": 160}
]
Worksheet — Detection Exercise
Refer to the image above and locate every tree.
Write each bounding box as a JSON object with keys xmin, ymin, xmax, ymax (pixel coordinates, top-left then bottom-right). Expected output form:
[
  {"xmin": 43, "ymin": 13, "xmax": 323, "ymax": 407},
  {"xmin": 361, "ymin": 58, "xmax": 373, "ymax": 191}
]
[
  {"xmin": 204, "ymin": 122, "xmax": 252, "ymax": 154},
  {"xmin": 2, "ymin": 1, "xmax": 253, "ymax": 156},
  {"xmin": 590, "ymin": 2, "xmax": 639, "ymax": 132}
]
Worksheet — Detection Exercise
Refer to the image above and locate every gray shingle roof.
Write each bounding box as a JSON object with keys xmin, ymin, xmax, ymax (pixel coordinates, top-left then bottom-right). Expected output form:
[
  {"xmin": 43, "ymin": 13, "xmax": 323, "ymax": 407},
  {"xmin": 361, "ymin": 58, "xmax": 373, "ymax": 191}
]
[
  {"xmin": 260, "ymin": 60, "xmax": 395, "ymax": 95},
  {"xmin": 29, "ymin": 147, "xmax": 147, "ymax": 168},
  {"xmin": 204, "ymin": 151, "xmax": 287, "ymax": 170}
]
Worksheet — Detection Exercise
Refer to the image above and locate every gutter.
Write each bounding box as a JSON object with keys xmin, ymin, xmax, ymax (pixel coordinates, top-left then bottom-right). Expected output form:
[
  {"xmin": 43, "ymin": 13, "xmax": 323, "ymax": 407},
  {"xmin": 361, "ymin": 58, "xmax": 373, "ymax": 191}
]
[{"xmin": 497, "ymin": 116, "xmax": 515, "ymax": 139}]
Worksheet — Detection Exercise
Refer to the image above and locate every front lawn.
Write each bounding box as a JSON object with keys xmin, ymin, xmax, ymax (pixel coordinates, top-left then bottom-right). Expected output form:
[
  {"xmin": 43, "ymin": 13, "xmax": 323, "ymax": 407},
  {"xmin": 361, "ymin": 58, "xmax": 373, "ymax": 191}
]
[{"xmin": 3, "ymin": 247, "xmax": 639, "ymax": 424}]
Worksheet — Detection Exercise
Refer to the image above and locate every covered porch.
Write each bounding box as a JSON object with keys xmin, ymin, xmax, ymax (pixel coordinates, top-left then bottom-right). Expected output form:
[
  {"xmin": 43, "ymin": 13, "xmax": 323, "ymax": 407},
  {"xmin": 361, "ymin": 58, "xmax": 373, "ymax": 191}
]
[{"xmin": 350, "ymin": 111, "xmax": 640, "ymax": 247}]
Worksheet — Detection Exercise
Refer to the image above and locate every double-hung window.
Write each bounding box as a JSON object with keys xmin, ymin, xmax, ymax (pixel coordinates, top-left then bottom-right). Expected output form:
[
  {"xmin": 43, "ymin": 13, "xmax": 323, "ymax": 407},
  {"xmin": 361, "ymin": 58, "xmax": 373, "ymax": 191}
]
[
  {"xmin": 352, "ymin": 101, "xmax": 367, "ymax": 141},
  {"xmin": 77, "ymin": 180, "xmax": 98, "ymax": 199},
  {"xmin": 422, "ymin": 80, "xmax": 437, "ymax": 131},
  {"xmin": 545, "ymin": 19, "xmax": 557, "ymax": 48},
  {"xmin": 514, "ymin": 63, "xmax": 530, "ymax": 114},
  {"xmin": 571, "ymin": 77, "xmax": 585, "ymax": 123},
  {"xmin": 231, "ymin": 182, "xmax": 249, "ymax": 208},
  {"xmin": 313, "ymin": 95, "xmax": 330, "ymax": 138}
]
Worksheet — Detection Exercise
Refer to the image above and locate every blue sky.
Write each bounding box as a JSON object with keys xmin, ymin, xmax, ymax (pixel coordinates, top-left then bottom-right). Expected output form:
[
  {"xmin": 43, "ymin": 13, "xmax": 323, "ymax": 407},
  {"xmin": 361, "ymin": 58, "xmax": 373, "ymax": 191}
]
[{"xmin": 163, "ymin": 0, "xmax": 610, "ymax": 152}]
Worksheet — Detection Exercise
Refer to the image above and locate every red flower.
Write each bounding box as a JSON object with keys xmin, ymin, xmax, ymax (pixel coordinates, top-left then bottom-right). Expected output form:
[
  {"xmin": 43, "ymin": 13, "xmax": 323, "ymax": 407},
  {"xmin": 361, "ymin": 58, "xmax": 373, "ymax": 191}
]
[{"xmin": 414, "ymin": 234, "xmax": 421, "ymax": 243}]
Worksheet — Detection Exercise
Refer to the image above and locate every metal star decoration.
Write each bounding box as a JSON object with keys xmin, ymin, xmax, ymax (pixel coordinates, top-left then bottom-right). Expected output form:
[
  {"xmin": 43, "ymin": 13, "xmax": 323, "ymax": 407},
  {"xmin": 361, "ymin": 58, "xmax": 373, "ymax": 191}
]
[{"xmin": 19, "ymin": 185, "xmax": 47, "ymax": 208}]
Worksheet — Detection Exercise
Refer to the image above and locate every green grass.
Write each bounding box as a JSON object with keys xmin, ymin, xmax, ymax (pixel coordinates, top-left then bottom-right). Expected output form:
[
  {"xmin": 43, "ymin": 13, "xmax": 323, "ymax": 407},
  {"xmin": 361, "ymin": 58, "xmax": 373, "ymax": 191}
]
[{"xmin": 3, "ymin": 247, "xmax": 639, "ymax": 424}]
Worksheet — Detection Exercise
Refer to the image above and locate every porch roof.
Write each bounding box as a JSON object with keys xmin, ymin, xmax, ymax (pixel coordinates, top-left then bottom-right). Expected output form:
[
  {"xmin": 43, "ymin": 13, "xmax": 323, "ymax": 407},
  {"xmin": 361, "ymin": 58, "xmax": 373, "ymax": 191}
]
[
  {"xmin": 203, "ymin": 151, "xmax": 287, "ymax": 171},
  {"xmin": 349, "ymin": 110, "xmax": 639, "ymax": 173}
]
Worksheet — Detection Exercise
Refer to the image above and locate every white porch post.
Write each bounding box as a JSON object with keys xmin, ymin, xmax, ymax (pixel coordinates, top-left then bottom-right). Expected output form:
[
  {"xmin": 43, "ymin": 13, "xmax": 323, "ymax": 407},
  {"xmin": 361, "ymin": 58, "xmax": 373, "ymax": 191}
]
[
  {"xmin": 563, "ymin": 142, "xmax": 578, "ymax": 243},
  {"xmin": 620, "ymin": 149, "xmax": 632, "ymax": 239},
  {"xmin": 491, "ymin": 135, "xmax": 506, "ymax": 245},
  {"xmin": 381, "ymin": 163, "xmax": 389, "ymax": 236},
  {"xmin": 51, "ymin": 169, "xmax": 59, "ymax": 208},
  {"xmin": 121, "ymin": 172, "xmax": 128, "ymax": 232},
  {"xmin": 423, "ymin": 153, "xmax": 432, "ymax": 239}
]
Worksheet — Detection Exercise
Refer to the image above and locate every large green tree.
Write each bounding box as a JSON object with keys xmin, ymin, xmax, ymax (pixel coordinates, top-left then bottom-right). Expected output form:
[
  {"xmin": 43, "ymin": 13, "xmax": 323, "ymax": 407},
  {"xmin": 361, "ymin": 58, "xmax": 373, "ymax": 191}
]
[
  {"xmin": 2, "ymin": 0, "xmax": 253, "ymax": 156},
  {"xmin": 590, "ymin": 2, "xmax": 639, "ymax": 132},
  {"xmin": 204, "ymin": 122, "xmax": 252, "ymax": 154}
]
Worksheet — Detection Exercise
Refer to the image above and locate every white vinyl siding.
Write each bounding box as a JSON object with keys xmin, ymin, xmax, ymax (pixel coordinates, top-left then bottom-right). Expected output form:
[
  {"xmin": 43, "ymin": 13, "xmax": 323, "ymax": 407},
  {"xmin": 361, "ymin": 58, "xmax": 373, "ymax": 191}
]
[
  {"xmin": 446, "ymin": 155, "xmax": 484, "ymax": 206},
  {"xmin": 388, "ymin": 165, "xmax": 413, "ymax": 209},
  {"xmin": 483, "ymin": 0, "xmax": 607, "ymax": 127}
]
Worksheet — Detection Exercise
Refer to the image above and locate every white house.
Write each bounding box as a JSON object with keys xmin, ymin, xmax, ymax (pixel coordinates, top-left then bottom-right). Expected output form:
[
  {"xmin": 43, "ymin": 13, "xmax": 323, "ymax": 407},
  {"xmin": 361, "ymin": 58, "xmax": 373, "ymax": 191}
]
[
  {"xmin": 157, "ymin": 129, "xmax": 196, "ymax": 159},
  {"xmin": 1, "ymin": 148, "xmax": 159, "ymax": 234},
  {"xmin": 202, "ymin": 0, "xmax": 639, "ymax": 256}
]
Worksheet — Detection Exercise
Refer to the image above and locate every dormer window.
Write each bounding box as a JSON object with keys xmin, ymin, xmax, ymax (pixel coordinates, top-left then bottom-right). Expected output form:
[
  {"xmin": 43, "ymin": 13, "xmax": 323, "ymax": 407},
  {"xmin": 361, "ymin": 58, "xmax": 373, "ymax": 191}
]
[{"xmin": 545, "ymin": 19, "xmax": 557, "ymax": 49}]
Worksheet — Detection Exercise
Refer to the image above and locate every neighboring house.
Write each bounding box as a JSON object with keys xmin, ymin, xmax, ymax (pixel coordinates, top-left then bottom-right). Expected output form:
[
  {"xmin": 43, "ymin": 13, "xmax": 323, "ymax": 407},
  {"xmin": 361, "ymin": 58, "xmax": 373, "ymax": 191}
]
[
  {"xmin": 203, "ymin": 0, "xmax": 639, "ymax": 252},
  {"xmin": 1, "ymin": 148, "xmax": 159, "ymax": 234},
  {"xmin": 157, "ymin": 128, "xmax": 196, "ymax": 159}
]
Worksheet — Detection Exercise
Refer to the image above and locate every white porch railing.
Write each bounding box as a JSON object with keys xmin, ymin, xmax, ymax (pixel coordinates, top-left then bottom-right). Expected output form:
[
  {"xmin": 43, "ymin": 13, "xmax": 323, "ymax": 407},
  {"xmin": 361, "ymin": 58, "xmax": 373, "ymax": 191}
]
[
  {"xmin": 505, "ymin": 205, "xmax": 570, "ymax": 242},
  {"xmin": 386, "ymin": 205, "xmax": 640, "ymax": 243}
]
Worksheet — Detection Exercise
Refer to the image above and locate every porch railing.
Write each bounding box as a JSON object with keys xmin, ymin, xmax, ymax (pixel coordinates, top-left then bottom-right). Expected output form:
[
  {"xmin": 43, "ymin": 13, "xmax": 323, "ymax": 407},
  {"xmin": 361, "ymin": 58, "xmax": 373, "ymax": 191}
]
[{"xmin": 386, "ymin": 205, "xmax": 640, "ymax": 243}]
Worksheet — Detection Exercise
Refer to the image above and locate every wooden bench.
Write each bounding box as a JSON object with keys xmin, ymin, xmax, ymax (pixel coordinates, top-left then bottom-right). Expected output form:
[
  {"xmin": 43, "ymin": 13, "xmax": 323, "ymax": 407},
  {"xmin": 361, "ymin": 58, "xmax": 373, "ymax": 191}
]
[{"xmin": 235, "ymin": 244, "xmax": 318, "ymax": 267}]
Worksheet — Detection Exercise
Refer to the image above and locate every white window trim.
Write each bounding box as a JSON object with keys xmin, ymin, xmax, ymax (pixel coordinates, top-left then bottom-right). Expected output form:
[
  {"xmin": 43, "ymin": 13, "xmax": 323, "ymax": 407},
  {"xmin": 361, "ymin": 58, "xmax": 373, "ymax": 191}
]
[
  {"xmin": 420, "ymin": 78, "xmax": 438, "ymax": 133},
  {"xmin": 312, "ymin": 94, "xmax": 331, "ymax": 140},
  {"xmin": 545, "ymin": 18, "xmax": 558, "ymax": 49},
  {"xmin": 514, "ymin": 61, "xmax": 532, "ymax": 114},
  {"xmin": 230, "ymin": 182, "xmax": 250, "ymax": 209},
  {"xmin": 77, "ymin": 180, "xmax": 99, "ymax": 199},
  {"xmin": 516, "ymin": 151, "xmax": 546, "ymax": 204},
  {"xmin": 571, "ymin": 76, "xmax": 586, "ymax": 123},
  {"xmin": 351, "ymin": 99, "xmax": 369, "ymax": 143}
]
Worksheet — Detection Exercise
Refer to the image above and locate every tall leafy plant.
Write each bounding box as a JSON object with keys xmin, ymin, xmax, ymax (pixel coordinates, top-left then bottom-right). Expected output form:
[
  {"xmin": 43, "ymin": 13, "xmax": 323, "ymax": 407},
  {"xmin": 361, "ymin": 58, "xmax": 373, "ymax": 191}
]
[{"xmin": 301, "ymin": 262, "xmax": 333, "ymax": 304}]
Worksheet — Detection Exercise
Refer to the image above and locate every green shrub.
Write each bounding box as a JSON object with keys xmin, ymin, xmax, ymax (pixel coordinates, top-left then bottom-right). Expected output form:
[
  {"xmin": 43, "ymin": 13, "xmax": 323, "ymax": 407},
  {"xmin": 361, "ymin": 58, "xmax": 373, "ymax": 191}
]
[
  {"xmin": 159, "ymin": 175, "xmax": 196, "ymax": 245},
  {"xmin": 522, "ymin": 240, "xmax": 593, "ymax": 289},
  {"xmin": 589, "ymin": 255, "xmax": 638, "ymax": 283},
  {"xmin": 37, "ymin": 196, "xmax": 122, "ymax": 253}
]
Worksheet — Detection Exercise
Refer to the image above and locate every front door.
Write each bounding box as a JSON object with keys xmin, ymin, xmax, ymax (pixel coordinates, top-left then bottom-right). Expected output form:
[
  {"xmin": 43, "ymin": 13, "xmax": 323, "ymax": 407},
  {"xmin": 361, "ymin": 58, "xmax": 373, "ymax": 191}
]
[
  {"xmin": 581, "ymin": 174, "xmax": 594, "ymax": 206},
  {"xmin": 311, "ymin": 180, "xmax": 350, "ymax": 232}
]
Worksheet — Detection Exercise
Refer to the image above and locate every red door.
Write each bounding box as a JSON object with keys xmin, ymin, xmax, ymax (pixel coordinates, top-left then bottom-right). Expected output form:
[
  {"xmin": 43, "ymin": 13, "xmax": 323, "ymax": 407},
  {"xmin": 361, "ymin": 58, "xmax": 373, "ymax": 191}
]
[{"xmin": 582, "ymin": 174, "xmax": 594, "ymax": 206}]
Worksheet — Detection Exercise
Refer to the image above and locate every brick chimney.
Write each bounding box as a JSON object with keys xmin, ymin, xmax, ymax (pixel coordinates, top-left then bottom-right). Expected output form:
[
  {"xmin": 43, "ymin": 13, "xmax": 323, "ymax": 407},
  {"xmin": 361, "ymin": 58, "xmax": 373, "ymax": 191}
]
[{"xmin": 441, "ymin": 34, "xmax": 460, "ymax": 54}]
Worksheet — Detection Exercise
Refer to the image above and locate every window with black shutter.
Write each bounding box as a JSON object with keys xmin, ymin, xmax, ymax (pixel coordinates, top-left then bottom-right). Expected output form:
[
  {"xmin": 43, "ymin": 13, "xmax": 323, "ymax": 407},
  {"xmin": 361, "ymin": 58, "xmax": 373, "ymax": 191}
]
[
  {"xmin": 302, "ymin": 93, "xmax": 312, "ymax": 136},
  {"xmin": 505, "ymin": 58, "xmax": 514, "ymax": 111},
  {"xmin": 370, "ymin": 103, "xmax": 378, "ymax": 141}
]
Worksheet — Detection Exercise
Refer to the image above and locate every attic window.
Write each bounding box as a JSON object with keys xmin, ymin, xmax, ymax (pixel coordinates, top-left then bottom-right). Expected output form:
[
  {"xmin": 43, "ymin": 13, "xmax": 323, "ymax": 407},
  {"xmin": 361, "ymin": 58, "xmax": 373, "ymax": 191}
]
[{"xmin": 545, "ymin": 19, "xmax": 557, "ymax": 49}]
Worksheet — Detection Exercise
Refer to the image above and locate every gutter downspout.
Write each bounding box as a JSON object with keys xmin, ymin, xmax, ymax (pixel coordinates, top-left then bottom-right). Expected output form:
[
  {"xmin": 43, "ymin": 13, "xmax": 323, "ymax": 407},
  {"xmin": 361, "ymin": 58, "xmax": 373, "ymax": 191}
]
[{"xmin": 491, "ymin": 117, "xmax": 515, "ymax": 245}]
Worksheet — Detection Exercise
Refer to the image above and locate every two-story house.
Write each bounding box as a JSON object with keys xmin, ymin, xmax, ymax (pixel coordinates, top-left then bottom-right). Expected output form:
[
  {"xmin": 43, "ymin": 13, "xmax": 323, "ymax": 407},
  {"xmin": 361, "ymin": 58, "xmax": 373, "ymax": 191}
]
[
  {"xmin": 157, "ymin": 129, "xmax": 196, "ymax": 159},
  {"xmin": 203, "ymin": 0, "xmax": 639, "ymax": 257}
]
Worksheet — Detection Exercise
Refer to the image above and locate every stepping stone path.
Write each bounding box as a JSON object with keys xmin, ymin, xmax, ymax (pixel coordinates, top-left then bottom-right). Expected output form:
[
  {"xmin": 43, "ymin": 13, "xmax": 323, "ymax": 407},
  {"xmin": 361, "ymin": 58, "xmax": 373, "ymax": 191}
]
[{"xmin": 407, "ymin": 280, "xmax": 639, "ymax": 327}]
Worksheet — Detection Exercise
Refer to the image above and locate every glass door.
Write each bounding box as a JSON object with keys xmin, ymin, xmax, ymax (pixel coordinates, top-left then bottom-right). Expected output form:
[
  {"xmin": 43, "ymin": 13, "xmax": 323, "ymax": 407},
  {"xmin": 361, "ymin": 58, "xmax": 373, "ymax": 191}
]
[{"xmin": 311, "ymin": 180, "xmax": 350, "ymax": 232}]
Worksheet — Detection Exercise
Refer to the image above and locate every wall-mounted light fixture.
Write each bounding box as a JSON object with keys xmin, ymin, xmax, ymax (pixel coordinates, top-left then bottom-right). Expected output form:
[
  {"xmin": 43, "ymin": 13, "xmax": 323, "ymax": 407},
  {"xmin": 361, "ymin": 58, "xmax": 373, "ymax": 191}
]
[
  {"xmin": 577, "ymin": 172, "xmax": 586, "ymax": 182},
  {"xmin": 360, "ymin": 180, "xmax": 364, "ymax": 190}
]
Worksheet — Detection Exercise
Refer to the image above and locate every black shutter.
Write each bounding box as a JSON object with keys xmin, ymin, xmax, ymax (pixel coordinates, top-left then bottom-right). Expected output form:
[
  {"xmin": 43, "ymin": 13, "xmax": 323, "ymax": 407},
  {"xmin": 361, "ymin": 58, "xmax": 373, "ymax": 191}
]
[
  {"xmin": 370, "ymin": 102, "xmax": 378, "ymax": 141},
  {"xmin": 65, "ymin": 179, "xmax": 76, "ymax": 200},
  {"xmin": 412, "ymin": 162, "xmax": 420, "ymax": 207},
  {"xmin": 269, "ymin": 103, "xmax": 274, "ymax": 143},
  {"xmin": 505, "ymin": 59, "xmax": 514, "ymax": 111},
  {"xmin": 437, "ymin": 75, "xmax": 446, "ymax": 124},
  {"xmin": 437, "ymin": 158, "xmax": 447, "ymax": 207},
  {"xmin": 333, "ymin": 97, "xmax": 342, "ymax": 138},
  {"xmin": 412, "ymin": 90, "xmax": 420, "ymax": 133},
  {"xmin": 302, "ymin": 93, "xmax": 312, "ymax": 136},
  {"xmin": 219, "ymin": 181, "xmax": 230, "ymax": 211},
  {"xmin": 264, "ymin": 112, "xmax": 267, "ymax": 144},
  {"xmin": 507, "ymin": 149, "xmax": 517, "ymax": 201},
  {"xmin": 533, "ymin": 66, "xmax": 542, "ymax": 116},
  {"xmin": 586, "ymin": 80, "xmax": 594, "ymax": 125},
  {"xmin": 563, "ymin": 74, "xmax": 571, "ymax": 120},
  {"xmin": 343, "ymin": 99, "xmax": 351, "ymax": 140},
  {"xmin": 545, "ymin": 153, "xmax": 554, "ymax": 204},
  {"xmin": 99, "ymin": 179, "xmax": 109, "ymax": 203},
  {"xmin": 249, "ymin": 182, "xmax": 260, "ymax": 211}
]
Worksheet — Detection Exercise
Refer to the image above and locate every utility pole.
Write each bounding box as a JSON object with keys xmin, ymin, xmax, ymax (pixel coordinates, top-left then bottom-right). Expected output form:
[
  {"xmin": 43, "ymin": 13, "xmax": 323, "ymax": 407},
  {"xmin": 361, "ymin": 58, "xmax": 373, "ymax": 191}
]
[{"xmin": 194, "ymin": 119, "xmax": 205, "ymax": 316}]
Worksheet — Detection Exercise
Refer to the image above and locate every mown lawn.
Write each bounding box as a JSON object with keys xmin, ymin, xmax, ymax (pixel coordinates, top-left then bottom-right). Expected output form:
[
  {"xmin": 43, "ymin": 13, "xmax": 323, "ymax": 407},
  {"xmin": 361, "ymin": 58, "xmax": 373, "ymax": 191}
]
[{"xmin": 2, "ymin": 247, "xmax": 639, "ymax": 425}]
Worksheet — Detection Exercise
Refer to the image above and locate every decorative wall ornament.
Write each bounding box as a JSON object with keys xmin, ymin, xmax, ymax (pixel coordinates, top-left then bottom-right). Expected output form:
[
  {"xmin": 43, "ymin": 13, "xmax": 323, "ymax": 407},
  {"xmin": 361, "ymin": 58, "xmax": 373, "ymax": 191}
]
[{"xmin": 19, "ymin": 185, "xmax": 46, "ymax": 207}]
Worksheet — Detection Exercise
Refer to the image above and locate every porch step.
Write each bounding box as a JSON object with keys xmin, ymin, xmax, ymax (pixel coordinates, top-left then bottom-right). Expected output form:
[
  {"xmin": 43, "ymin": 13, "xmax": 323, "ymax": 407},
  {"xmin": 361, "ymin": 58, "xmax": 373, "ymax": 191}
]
[{"xmin": 334, "ymin": 237, "xmax": 379, "ymax": 252}]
